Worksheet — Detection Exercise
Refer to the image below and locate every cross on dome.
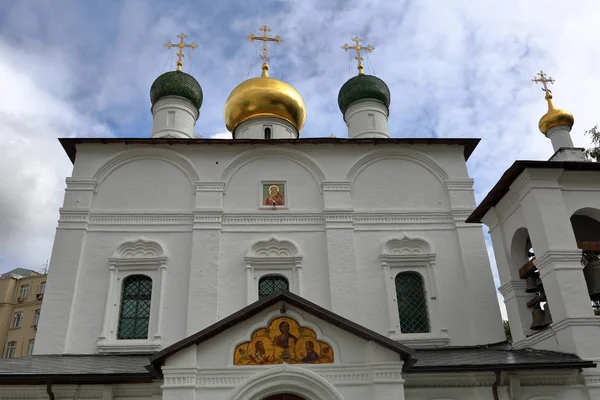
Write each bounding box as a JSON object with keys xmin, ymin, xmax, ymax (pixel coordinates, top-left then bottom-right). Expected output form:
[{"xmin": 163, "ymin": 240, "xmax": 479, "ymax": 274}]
[
  {"xmin": 342, "ymin": 36, "xmax": 374, "ymax": 75},
  {"xmin": 164, "ymin": 33, "xmax": 198, "ymax": 71}
]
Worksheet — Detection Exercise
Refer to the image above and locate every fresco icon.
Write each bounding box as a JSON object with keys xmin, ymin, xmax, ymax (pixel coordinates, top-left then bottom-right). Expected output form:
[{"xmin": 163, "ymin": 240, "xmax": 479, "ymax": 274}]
[
  {"xmin": 234, "ymin": 317, "xmax": 333, "ymax": 365},
  {"xmin": 263, "ymin": 183, "xmax": 285, "ymax": 207}
]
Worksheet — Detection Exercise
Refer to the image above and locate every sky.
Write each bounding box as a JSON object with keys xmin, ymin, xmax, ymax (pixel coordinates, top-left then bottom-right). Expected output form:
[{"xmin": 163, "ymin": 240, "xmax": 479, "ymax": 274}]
[{"xmin": 1, "ymin": 0, "xmax": 599, "ymax": 318}]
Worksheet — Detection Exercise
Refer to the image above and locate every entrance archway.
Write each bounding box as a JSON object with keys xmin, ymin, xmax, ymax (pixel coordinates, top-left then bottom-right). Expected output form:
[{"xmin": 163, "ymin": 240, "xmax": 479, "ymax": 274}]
[{"xmin": 264, "ymin": 395, "xmax": 306, "ymax": 400}]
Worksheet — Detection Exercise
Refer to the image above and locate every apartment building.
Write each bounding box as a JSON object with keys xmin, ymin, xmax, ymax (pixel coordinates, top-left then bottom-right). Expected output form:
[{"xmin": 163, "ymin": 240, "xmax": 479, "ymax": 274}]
[{"xmin": 0, "ymin": 268, "xmax": 46, "ymax": 358}]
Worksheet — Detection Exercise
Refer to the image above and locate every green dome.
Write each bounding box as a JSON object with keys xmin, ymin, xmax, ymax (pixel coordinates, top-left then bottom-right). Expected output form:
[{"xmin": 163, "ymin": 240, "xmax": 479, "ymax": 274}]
[
  {"xmin": 338, "ymin": 74, "xmax": 391, "ymax": 115},
  {"xmin": 150, "ymin": 71, "xmax": 203, "ymax": 112}
]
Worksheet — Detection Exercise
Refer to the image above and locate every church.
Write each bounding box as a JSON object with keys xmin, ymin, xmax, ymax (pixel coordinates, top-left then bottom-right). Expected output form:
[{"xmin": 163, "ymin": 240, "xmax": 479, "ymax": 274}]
[{"xmin": 1, "ymin": 28, "xmax": 600, "ymax": 400}]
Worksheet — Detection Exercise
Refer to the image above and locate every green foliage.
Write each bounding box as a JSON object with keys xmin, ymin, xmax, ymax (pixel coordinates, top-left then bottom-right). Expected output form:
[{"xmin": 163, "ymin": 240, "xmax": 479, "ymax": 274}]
[
  {"xmin": 584, "ymin": 125, "xmax": 600, "ymax": 162},
  {"xmin": 503, "ymin": 320, "xmax": 512, "ymax": 343}
]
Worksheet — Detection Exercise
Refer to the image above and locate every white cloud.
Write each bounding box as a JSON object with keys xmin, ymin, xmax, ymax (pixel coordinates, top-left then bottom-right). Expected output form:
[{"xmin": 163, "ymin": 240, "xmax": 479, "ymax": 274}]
[{"xmin": 210, "ymin": 132, "xmax": 233, "ymax": 139}]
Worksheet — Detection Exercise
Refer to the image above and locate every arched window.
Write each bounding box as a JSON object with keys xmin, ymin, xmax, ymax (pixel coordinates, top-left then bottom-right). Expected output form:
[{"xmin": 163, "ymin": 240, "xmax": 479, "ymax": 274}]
[
  {"xmin": 117, "ymin": 275, "xmax": 152, "ymax": 340},
  {"xmin": 264, "ymin": 127, "xmax": 272, "ymax": 139},
  {"xmin": 258, "ymin": 275, "xmax": 289, "ymax": 298},
  {"xmin": 395, "ymin": 272, "xmax": 430, "ymax": 333}
]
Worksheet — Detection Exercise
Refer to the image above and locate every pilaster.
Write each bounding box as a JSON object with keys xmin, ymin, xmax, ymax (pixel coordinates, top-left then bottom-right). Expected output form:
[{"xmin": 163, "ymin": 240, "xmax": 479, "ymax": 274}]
[
  {"xmin": 323, "ymin": 182, "xmax": 360, "ymax": 321},
  {"xmin": 186, "ymin": 182, "xmax": 224, "ymax": 335}
]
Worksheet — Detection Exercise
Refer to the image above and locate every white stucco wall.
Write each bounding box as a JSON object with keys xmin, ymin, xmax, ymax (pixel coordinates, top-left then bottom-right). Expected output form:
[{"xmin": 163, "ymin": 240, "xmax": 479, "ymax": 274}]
[{"xmin": 35, "ymin": 141, "xmax": 506, "ymax": 356}]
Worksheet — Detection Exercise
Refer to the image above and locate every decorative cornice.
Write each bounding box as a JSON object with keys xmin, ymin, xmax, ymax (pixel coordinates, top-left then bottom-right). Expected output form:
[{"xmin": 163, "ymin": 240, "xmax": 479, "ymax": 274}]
[
  {"xmin": 92, "ymin": 213, "xmax": 193, "ymax": 225},
  {"xmin": 535, "ymin": 249, "xmax": 583, "ymax": 273},
  {"xmin": 97, "ymin": 338, "xmax": 161, "ymax": 354},
  {"xmin": 321, "ymin": 181, "xmax": 352, "ymax": 192},
  {"xmin": 195, "ymin": 182, "xmax": 225, "ymax": 192},
  {"xmin": 224, "ymin": 214, "xmax": 324, "ymax": 226},
  {"xmin": 65, "ymin": 178, "xmax": 97, "ymax": 192},
  {"xmin": 452, "ymin": 209, "xmax": 475, "ymax": 222},
  {"xmin": 498, "ymin": 280, "xmax": 528, "ymax": 297},
  {"xmin": 354, "ymin": 212, "xmax": 454, "ymax": 225},
  {"xmin": 445, "ymin": 179, "xmax": 474, "ymax": 191},
  {"xmin": 390, "ymin": 330, "xmax": 449, "ymax": 348},
  {"xmin": 58, "ymin": 209, "xmax": 91, "ymax": 223}
]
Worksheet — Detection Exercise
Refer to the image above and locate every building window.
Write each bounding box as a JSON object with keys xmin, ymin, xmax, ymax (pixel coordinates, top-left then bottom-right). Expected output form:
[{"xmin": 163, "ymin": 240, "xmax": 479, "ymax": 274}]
[
  {"xmin": 27, "ymin": 339, "xmax": 35, "ymax": 356},
  {"xmin": 258, "ymin": 275, "xmax": 289, "ymax": 298},
  {"xmin": 13, "ymin": 312, "xmax": 23, "ymax": 328},
  {"xmin": 264, "ymin": 127, "xmax": 272, "ymax": 139},
  {"xmin": 395, "ymin": 272, "xmax": 430, "ymax": 334},
  {"xmin": 19, "ymin": 285, "xmax": 30, "ymax": 299},
  {"xmin": 39, "ymin": 282, "xmax": 46, "ymax": 294},
  {"xmin": 5, "ymin": 342, "xmax": 16, "ymax": 358},
  {"xmin": 33, "ymin": 309, "xmax": 40, "ymax": 327},
  {"xmin": 117, "ymin": 275, "xmax": 152, "ymax": 340}
]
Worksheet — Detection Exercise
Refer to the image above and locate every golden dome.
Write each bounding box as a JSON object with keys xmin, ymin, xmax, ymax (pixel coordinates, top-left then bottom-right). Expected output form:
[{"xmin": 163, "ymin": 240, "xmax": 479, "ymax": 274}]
[
  {"xmin": 539, "ymin": 92, "xmax": 574, "ymax": 135},
  {"xmin": 224, "ymin": 64, "xmax": 306, "ymax": 133}
]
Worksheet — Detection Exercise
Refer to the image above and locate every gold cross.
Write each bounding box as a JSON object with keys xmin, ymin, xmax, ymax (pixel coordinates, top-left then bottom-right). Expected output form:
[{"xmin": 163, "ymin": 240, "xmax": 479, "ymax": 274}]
[
  {"xmin": 532, "ymin": 70, "xmax": 555, "ymax": 94},
  {"xmin": 247, "ymin": 25, "xmax": 284, "ymax": 65},
  {"xmin": 165, "ymin": 33, "xmax": 198, "ymax": 71},
  {"xmin": 342, "ymin": 36, "xmax": 374, "ymax": 75}
]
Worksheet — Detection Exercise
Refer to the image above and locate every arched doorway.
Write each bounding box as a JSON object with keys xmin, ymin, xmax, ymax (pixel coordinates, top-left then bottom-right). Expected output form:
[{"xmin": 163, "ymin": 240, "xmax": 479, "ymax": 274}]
[{"xmin": 263, "ymin": 395, "xmax": 306, "ymax": 400}]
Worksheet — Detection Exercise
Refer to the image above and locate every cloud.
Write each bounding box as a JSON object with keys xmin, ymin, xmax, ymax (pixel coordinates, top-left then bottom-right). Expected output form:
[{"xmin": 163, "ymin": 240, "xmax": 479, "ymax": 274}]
[{"xmin": 1, "ymin": 0, "xmax": 599, "ymax": 284}]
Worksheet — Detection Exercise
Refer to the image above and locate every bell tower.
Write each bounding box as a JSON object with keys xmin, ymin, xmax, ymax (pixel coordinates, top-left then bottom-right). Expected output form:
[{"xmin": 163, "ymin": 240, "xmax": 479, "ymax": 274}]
[{"xmin": 469, "ymin": 71, "xmax": 600, "ymax": 392}]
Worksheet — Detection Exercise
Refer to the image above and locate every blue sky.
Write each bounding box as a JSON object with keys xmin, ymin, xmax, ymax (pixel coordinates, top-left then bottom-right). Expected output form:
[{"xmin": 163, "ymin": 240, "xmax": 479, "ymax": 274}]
[{"xmin": 1, "ymin": 0, "xmax": 599, "ymax": 316}]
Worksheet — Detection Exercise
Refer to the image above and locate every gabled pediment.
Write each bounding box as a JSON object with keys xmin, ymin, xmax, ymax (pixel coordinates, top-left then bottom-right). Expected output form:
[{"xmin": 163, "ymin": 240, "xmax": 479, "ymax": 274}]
[{"xmin": 148, "ymin": 291, "xmax": 415, "ymax": 374}]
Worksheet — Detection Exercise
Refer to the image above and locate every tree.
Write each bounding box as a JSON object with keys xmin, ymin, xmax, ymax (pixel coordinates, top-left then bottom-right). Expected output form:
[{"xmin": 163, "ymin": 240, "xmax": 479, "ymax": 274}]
[
  {"xmin": 584, "ymin": 125, "xmax": 600, "ymax": 161},
  {"xmin": 503, "ymin": 320, "xmax": 512, "ymax": 343}
]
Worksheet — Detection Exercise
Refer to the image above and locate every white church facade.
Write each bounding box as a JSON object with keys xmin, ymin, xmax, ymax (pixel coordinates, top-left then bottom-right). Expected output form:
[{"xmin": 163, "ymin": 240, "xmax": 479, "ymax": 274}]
[{"xmin": 1, "ymin": 32, "xmax": 600, "ymax": 400}]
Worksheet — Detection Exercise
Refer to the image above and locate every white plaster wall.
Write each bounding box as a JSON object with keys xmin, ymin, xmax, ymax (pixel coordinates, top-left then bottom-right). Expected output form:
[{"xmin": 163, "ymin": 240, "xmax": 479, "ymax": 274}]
[
  {"xmin": 234, "ymin": 117, "xmax": 298, "ymax": 139},
  {"xmin": 36, "ymin": 141, "xmax": 506, "ymax": 355}
]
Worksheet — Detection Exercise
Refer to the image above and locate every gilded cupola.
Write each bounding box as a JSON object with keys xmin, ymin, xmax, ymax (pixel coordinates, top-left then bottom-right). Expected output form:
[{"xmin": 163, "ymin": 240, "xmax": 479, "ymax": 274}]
[
  {"xmin": 224, "ymin": 25, "xmax": 306, "ymax": 137},
  {"xmin": 224, "ymin": 63, "xmax": 306, "ymax": 133}
]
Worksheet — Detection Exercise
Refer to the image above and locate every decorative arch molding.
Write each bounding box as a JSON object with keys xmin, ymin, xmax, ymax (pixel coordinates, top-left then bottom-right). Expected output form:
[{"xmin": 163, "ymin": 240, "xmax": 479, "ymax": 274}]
[
  {"xmin": 229, "ymin": 364, "xmax": 345, "ymax": 400},
  {"xmin": 93, "ymin": 147, "xmax": 200, "ymax": 189},
  {"xmin": 382, "ymin": 236, "xmax": 432, "ymax": 256},
  {"xmin": 346, "ymin": 148, "xmax": 449, "ymax": 186},
  {"xmin": 111, "ymin": 237, "xmax": 167, "ymax": 261},
  {"xmin": 248, "ymin": 237, "xmax": 300, "ymax": 258},
  {"xmin": 220, "ymin": 147, "xmax": 326, "ymax": 190},
  {"xmin": 245, "ymin": 237, "xmax": 303, "ymax": 304}
]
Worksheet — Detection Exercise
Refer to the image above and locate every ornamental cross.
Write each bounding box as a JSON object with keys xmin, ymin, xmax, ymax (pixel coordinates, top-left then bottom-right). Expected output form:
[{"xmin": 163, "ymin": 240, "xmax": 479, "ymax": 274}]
[
  {"xmin": 247, "ymin": 25, "xmax": 284, "ymax": 64},
  {"xmin": 342, "ymin": 36, "xmax": 374, "ymax": 75},
  {"xmin": 165, "ymin": 33, "xmax": 198, "ymax": 71},
  {"xmin": 532, "ymin": 70, "xmax": 555, "ymax": 94}
]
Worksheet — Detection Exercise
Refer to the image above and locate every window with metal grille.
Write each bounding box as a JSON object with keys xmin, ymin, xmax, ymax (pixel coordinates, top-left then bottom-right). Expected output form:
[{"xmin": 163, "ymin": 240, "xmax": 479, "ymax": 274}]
[
  {"xmin": 264, "ymin": 127, "xmax": 272, "ymax": 139},
  {"xmin": 395, "ymin": 272, "xmax": 430, "ymax": 333},
  {"xmin": 117, "ymin": 275, "xmax": 152, "ymax": 340},
  {"xmin": 258, "ymin": 275, "xmax": 289, "ymax": 298}
]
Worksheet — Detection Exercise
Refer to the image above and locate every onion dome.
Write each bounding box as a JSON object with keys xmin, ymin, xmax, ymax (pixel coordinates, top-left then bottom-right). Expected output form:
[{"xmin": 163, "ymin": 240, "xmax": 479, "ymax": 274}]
[
  {"xmin": 224, "ymin": 64, "xmax": 306, "ymax": 133},
  {"xmin": 338, "ymin": 74, "xmax": 391, "ymax": 115},
  {"xmin": 150, "ymin": 71, "xmax": 203, "ymax": 113},
  {"xmin": 538, "ymin": 91, "xmax": 574, "ymax": 135}
]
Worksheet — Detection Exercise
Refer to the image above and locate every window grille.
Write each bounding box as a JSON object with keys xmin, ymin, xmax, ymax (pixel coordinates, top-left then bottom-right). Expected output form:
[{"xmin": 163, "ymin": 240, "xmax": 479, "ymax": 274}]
[
  {"xmin": 117, "ymin": 275, "xmax": 152, "ymax": 340},
  {"xmin": 5, "ymin": 342, "xmax": 16, "ymax": 358},
  {"xmin": 13, "ymin": 312, "xmax": 23, "ymax": 328},
  {"xmin": 258, "ymin": 275, "xmax": 289, "ymax": 298},
  {"xmin": 264, "ymin": 127, "xmax": 272, "ymax": 139},
  {"xmin": 27, "ymin": 339, "xmax": 35, "ymax": 356},
  {"xmin": 395, "ymin": 272, "xmax": 430, "ymax": 333}
]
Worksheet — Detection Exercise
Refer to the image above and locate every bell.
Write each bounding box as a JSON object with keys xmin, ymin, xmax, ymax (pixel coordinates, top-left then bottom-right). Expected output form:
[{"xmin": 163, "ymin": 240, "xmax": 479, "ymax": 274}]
[
  {"xmin": 525, "ymin": 275, "xmax": 539, "ymax": 293},
  {"xmin": 584, "ymin": 260, "xmax": 600, "ymax": 301},
  {"xmin": 530, "ymin": 305, "xmax": 546, "ymax": 330},
  {"xmin": 541, "ymin": 304, "xmax": 553, "ymax": 327}
]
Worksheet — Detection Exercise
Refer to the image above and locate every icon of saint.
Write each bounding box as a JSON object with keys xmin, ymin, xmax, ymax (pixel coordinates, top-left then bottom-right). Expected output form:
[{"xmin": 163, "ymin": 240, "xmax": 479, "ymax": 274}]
[
  {"xmin": 249, "ymin": 340, "xmax": 270, "ymax": 364},
  {"xmin": 301, "ymin": 340, "xmax": 320, "ymax": 363},
  {"xmin": 273, "ymin": 321, "xmax": 297, "ymax": 359},
  {"xmin": 265, "ymin": 185, "xmax": 285, "ymax": 206}
]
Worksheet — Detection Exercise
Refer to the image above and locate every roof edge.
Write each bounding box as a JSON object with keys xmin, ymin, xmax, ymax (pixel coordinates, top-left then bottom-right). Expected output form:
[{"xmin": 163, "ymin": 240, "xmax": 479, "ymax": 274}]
[{"xmin": 148, "ymin": 291, "xmax": 415, "ymax": 374}]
